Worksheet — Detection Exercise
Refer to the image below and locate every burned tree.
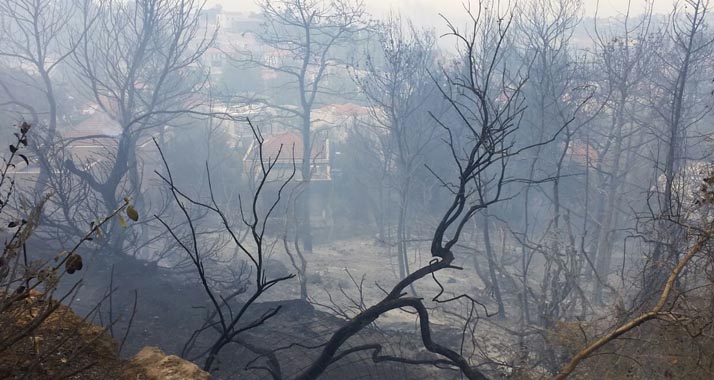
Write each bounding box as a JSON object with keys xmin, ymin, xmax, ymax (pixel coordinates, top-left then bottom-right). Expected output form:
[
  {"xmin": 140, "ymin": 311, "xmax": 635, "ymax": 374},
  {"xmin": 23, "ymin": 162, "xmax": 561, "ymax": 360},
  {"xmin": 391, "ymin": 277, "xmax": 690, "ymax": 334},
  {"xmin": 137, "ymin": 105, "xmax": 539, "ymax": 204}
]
[
  {"xmin": 245, "ymin": 4, "xmax": 566, "ymax": 379},
  {"xmin": 643, "ymin": 0, "xmax": 714, "ymax": 299},
  {"xmin": 584, "ymin": 2, "xmax": 659, "ymax": 305},
  {"xmin": 555, "ymin": 168, "xmax": 714, "ymax": 379},
  {"xmin": 351, "ymin": 15, "xmax": 439, "ymax": 281},
  {"xmin": 66, "ymin": 0, "xmax": 215, "ymax": 257},
  {"xmin": 231, "ymin": 0, "xmax": 368, "ymax": 253},
  {"xmin": 0, "ymin": 0, "xmax": 90, "ymax": 195},
  {"xmin": 0, "ymin": 122, "xmax": 136, "ymax": 378},
  {"xmin": 155, "ymin": 120, "xmax": 296, "ymax": 372}
]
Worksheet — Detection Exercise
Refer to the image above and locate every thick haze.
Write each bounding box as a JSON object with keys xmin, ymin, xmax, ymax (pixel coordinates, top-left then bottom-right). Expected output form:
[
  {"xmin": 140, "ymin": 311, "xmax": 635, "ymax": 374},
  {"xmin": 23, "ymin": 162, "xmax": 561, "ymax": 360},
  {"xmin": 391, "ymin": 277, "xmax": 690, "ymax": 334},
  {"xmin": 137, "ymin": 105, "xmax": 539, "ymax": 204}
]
[
  {"xmin": 3, "ymin": 0, "xmax": 714, "ymax": 379},
  {"xmin": 210, "ymin": 0, "xmax": 674, "ymax": 25}
]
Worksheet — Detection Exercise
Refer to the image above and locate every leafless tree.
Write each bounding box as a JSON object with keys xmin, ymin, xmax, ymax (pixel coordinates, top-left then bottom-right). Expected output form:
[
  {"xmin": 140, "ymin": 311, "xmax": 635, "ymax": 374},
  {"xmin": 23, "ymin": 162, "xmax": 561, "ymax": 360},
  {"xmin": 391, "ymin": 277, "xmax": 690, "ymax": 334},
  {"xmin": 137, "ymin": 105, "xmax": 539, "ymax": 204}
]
[
  {"xmin": 274, "ymin": 4, "xmax": 565, "ymax": 379},
  {"xmin": 66, "ymin": 0, "xmax": 215, "ymax": 258},
  {"xmin": 0, "ymin": 122, "xmax": 135, "ymax": 378},
  {"xmin": 0, "ymin": 0, "xmax": 91, "ymax": 195},
  {"xmin": 351, "ymin": 14, "xmax": 439, "ymax": 282},
  {"xmin": 643, "ymin": 0, "xmax": 714, "ymax": 299},
  {"xmin": 581, "ymin": 1, "xmax": 660, "ymax": 305},
  {"xmin": 230, "ymin": 0, "xmax": 368, "ymax": 253},
  {"xmin": 155, "ymin": 120, "xmax": 296, "ymax": 372},
  {"xmin": 554, "ymin": 169, "xmax": 714, "ymax": 379}
]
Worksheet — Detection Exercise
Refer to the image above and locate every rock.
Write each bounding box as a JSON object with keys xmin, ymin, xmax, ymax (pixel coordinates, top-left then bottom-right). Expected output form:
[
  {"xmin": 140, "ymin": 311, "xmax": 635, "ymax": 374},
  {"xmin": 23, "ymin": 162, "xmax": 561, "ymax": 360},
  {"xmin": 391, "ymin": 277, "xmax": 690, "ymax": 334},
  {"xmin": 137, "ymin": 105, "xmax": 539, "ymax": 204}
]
[{"xmin": 122, "ymin": 346, "xmax": 210, "ymax": 380}]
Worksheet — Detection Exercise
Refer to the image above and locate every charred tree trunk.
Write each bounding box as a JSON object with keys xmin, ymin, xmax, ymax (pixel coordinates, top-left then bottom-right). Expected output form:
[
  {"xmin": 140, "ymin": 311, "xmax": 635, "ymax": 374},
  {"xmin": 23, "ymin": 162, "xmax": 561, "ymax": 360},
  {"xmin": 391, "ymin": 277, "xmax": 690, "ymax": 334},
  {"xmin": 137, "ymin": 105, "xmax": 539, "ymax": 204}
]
[
  {"xmin": 33, "ymin": 68, "xmax": 57, "ymax": 197},
  {"xmin": 397, "ymin": 176, "xmax": 411, "ymax": 280},
  {"xmin": 481, "ymin": 211, "xmax": 505, "ymax": 319},
  {"xmin": 593, "ymin": 94, "xmax": 625, "ymax": 304},
  {"xmin": 300, "ymin": 114, "xmax": 313, "ymax": 253}
]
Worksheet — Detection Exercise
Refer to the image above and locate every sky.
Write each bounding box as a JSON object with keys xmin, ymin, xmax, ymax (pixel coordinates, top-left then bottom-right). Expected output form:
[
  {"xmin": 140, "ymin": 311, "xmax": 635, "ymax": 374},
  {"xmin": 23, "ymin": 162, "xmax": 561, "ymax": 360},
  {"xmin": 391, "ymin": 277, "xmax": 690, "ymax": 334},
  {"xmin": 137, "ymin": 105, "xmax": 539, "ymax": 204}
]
[{"xmin": 208, "ymin": 0, "xmax": 676, "ymax": 24}]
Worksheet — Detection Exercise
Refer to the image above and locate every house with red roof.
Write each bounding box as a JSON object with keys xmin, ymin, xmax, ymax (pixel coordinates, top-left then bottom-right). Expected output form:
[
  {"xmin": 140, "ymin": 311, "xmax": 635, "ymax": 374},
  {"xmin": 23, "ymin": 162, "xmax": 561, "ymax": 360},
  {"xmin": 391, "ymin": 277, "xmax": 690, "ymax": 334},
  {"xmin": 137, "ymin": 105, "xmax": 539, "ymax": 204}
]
[{"xmin": 243, "ymin": 131, "xmax": 331, "ymax": 182}]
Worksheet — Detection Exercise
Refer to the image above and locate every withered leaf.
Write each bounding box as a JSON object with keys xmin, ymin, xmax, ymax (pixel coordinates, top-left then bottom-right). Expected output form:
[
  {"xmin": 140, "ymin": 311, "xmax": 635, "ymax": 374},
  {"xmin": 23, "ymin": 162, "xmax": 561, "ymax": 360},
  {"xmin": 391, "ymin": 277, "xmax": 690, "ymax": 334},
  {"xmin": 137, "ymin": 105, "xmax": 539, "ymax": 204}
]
[
  {"xmin": 65, "ymin": 254, "xmax": 83, "ymax": 274},
  {"xmin": 126, "ymin": 205, "xmax": 139, "ymax": 222}
]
